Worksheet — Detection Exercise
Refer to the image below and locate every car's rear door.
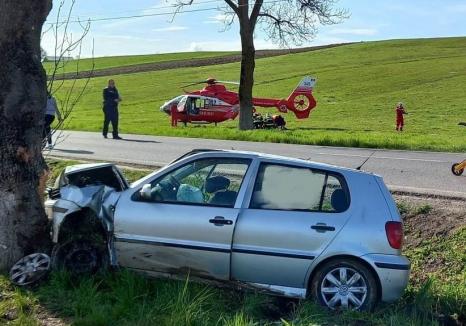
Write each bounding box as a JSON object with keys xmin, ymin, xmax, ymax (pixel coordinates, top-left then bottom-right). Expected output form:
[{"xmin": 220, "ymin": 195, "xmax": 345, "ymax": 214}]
[
  {"xmin": 113, "ymin": 156, "xmax": 252, "ymax": 281},
  {"xmin": 231, "ymin": 162, "xmax": 352, "ymax": 289}
]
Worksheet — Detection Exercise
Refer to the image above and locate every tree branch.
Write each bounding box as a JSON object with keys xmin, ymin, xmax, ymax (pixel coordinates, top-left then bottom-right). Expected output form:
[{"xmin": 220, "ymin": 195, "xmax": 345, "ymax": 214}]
[
  {"xmin": 250, "ymin": 0, "xmax": 263, "ymax": 28},
  {"xmin": 224, "ymin": 0, "xmax": 239, "ymax": 15}
]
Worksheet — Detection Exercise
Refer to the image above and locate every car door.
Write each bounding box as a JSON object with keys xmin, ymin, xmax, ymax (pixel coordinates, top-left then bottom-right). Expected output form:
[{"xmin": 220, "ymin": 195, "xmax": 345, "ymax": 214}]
[
  {"xmin": 113, "ymin": 157, "xmax": 251, "ymax": 281},
  {"xmin": 231, "ymin": 162, "xmax": 352, "ymax": 289}
]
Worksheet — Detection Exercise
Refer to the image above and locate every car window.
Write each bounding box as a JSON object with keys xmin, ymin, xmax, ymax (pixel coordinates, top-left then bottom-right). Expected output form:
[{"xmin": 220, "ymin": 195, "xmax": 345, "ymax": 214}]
[
  {"xmin": 140, "ymin": 158, "xmax": 250, "ymax": 207},
  {"xmin": 321, "ymin": 175, "xmax": 347, "ymax": 212},
  {"xmin": 250, "ymin": 164, "xmax": 349, "ymax": 212}
]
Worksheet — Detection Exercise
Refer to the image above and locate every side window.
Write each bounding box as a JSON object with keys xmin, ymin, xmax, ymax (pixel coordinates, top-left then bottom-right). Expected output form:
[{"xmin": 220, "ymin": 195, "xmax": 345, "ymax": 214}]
[
  {"xmin": 321, "ymin": 175, "xmax": 348, "ymax": 212},
  {"xmin": 204, "ymin": 99, "xmax": 213, "ymax": 108},
  {"xmin": 250, "ymin": 164, "xmax": 349, "ymax": 212},
  {"xmin": 139, "ymin": 158, "xmax": 250, "ymax": 207}
]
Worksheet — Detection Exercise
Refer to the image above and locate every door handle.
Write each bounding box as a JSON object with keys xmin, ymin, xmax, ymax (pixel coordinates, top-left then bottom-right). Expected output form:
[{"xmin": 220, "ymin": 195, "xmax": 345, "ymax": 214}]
[
  {"xmin": 311, "ymin": 224, "xmax": 335, "ymax": 232},
  {"xmin": 209, "ymin": 216, "xmax": 233, "ymax": 226}
]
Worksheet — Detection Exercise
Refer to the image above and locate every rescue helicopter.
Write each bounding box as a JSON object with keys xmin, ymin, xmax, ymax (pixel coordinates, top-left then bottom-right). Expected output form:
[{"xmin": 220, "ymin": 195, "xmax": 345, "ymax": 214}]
[{"xmin": 160, "ymin": 76, "xmax": 317, "ymax": 126}]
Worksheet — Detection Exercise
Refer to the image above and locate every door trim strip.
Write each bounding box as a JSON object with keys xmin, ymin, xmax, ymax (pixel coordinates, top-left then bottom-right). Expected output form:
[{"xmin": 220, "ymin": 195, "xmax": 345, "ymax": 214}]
[
  {"xmin": 232, "ymin": 248, "xmax": 315, "ymax": 260},
  {"xmin": 115, "ymin": 236, "xmax": 231, "ymax": 253},
  {"xmin": 115, "ymin": 236, "xmax": 315, "ymax": 260}
]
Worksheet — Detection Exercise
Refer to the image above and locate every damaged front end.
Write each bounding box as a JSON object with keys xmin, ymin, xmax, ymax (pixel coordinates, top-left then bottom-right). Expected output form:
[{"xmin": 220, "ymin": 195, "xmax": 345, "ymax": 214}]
[{"xmin": 44, "ymin": 163, "xmax": 128, "ymax": 272}]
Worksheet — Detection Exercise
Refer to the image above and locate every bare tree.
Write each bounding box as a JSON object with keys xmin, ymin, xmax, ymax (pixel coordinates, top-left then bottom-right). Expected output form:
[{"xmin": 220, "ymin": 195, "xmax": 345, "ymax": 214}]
[
  {"xmin": 42, "ymin": 0, "xmax": 94, "ymax": 150},
  {"xmin": 176, "ymin": 0, "xmax": 347, "ymax": 130},
  {"xmin": 0, "ymin": 0, "xmax": 52, "ymax": 271}
]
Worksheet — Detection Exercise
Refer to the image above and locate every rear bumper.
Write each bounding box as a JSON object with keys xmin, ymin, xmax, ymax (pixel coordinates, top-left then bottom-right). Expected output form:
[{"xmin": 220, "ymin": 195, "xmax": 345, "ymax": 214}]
[{"xmin": 361, "ymin": 254, "xmax": 410, "ymax": 302}]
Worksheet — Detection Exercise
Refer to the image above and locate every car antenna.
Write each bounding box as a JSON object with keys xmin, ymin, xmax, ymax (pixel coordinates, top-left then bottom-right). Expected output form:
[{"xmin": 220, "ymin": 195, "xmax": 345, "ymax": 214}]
[{"xmin": 356, "ymin": 150, "xmax": 376, "ymax": 170}]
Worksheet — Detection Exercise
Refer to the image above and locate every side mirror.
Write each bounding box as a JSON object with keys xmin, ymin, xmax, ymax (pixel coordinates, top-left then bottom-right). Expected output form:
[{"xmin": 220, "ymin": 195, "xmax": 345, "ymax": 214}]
[{"xmin": 140, "ymin": 184, "xmax": 152, "ymax": 200}]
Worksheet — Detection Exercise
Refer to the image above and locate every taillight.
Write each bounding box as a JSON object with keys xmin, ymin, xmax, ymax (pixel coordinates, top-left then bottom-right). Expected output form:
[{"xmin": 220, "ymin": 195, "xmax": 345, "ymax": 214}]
[{"xmin": 385, "ymin": 221, "xmax": 403, "ymax": 249}]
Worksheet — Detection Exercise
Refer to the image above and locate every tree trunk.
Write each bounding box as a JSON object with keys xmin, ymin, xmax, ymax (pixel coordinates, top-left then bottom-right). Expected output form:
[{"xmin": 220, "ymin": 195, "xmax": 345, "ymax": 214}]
[
  {"xmin": 238, "ymin": 24, "xmax": 256, "ymax": 130},
  {"xmin": 0, "ymin": 0, "xmax": 52, "ymax": 271}
]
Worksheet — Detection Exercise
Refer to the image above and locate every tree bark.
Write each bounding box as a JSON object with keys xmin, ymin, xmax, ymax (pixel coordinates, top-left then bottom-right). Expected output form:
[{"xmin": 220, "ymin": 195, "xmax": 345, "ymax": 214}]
[
  {"xmin": 238, "ymin": 23, "xmax": 256, "ymax": 130},
  {"xmin": 0, "ymin": 0, "xmax": 52, "ymax": 271}
]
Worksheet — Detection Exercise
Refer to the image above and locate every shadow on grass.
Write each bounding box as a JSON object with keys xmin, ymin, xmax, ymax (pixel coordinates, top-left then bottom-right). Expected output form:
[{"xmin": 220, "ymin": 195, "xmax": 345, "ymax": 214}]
[
  {"xmin": 294, "ymin": 127, "xmax": 349, "ymax": 132},
  {"xmin": 119, "ymin": 138, "xmax": 160, "ymax": 144}
]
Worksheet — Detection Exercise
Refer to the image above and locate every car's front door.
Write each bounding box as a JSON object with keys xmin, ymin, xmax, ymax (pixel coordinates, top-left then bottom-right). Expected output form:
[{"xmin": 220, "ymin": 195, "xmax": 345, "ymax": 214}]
[
  {"xmin": 231, "ymin": 162, "xmax": 352, "ymax": 289},
  {"xmin": 113, "ymin": 157, "xmax": 251, "ymax": 280}
]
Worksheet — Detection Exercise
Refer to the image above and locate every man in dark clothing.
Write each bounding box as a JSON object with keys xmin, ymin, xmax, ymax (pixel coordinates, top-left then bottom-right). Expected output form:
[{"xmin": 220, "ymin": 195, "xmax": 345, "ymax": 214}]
[{"xmin": 102, "ymin": 79, "xmax": 122, "ymax": 139}]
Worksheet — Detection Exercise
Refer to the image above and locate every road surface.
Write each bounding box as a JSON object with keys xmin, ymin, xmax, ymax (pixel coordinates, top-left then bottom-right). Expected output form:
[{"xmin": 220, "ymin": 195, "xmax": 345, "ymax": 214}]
[{"xmin": 48, "ymin": 131, "xmax": 466, "ymax": 197}]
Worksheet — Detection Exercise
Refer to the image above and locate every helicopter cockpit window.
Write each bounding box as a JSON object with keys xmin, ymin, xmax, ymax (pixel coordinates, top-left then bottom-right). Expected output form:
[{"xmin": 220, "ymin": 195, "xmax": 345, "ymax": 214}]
[
  {"xmin": 204, "ymin": 99, "xmax": 214, "ymax": 108},
  {"xmin": 185, "ymin": 97, "xmax": 201, "ymax": 115}
]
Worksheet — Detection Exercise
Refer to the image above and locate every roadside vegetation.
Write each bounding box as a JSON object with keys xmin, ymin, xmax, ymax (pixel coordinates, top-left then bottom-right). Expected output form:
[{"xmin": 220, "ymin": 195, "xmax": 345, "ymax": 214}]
[
  {"xmin": 1, "ymin": 160, "xmax": 465, "ymax": 325},
  {"xmin": 51, "ymin": 37, "xmax": 466, "ymax": 152}
]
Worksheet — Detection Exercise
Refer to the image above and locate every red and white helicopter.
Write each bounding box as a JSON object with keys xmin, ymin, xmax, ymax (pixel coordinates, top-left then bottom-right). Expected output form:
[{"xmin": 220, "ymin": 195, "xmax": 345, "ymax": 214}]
[{"xmin": 160, "ymin": 76, "xmax": 317, "ymax": 126}]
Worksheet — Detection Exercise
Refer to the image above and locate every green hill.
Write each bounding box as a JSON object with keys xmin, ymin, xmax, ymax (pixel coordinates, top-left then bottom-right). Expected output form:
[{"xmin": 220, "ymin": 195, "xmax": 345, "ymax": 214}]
[{"xmin": 51, "ymin": 37, "xmax": 466, "ymax": 152}]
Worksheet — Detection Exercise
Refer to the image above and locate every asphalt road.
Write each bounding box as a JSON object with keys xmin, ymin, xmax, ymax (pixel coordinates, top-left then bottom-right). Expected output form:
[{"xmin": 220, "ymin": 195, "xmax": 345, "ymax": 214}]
[{"xmin": 48, "ymin": 130, "xmax": 466, "ymax": 197}]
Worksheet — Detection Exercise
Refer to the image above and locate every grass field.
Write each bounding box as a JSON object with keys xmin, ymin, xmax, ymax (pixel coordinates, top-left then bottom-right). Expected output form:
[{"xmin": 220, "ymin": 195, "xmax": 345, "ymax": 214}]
[
  {"xmin": 0, "ymin": 159, "xmax": 464, "ymax": 325},
  {"xmin": 52, "ymin": 37, "xmax": 466, "ymax": 152},
  {"xmin": 43, "ymin": 51, "xmax": 236, "ymax": 74}
]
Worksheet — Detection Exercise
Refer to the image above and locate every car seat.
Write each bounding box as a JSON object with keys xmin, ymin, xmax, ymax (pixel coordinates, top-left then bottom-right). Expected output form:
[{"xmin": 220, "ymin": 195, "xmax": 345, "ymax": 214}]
[
  {"xmin": 205, "ymin": 176, "xmax": 237, "ymax": 206},
  {"xmin": 330, "ymin": 188, "xmax": 349, "ymax": 212}
]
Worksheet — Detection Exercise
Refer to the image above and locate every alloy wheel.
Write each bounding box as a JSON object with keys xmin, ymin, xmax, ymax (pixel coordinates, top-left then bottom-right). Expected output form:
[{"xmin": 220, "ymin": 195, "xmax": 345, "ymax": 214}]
[{"xmin": 320, "ymin": 266, "xmax": 368, "ymax": 310}]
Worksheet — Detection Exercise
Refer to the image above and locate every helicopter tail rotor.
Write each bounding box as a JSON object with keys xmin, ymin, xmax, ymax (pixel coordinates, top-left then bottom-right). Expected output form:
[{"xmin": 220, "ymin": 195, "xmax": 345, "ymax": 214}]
[{"xmin": 284, "ymin": 76, "xmax": 317, "ymax": 119}]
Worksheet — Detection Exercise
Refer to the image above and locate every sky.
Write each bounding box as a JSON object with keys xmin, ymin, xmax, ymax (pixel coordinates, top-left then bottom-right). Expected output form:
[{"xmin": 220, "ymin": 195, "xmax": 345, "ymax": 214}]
[{"xmin": 41, "ymin": 0, "xmax": 466, "ymax": 57}]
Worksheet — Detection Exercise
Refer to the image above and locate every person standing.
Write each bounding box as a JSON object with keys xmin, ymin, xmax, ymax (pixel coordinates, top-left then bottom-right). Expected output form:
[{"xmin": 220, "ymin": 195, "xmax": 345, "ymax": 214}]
[
  {"xmin": 102, "ymin": 79, "xmax": 122, "ymax": 139},
  {"xmin": 43, "ymin": 92, "xmax": 62, "ymax": 149},
  {"xmin": 395, "ymin": 102, "xmax": 408, "ymax": 131}
]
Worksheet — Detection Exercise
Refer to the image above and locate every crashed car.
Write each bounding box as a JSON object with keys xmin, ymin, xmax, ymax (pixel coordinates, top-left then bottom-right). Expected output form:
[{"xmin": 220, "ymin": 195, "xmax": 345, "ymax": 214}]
[{"xmin": 45, "ymin": 150, "xmax": 409, "ymax": 311}]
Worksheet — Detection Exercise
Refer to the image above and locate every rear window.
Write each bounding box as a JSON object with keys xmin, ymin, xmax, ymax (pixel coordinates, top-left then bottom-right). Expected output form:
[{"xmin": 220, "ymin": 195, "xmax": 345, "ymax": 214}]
[{"xmin": 250, "ymin": 163, "xmax": 350, "ymax": 212}]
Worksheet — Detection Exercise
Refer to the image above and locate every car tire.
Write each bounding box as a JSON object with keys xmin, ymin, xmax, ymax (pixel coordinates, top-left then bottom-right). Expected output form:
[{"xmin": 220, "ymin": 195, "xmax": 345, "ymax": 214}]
[
  {"xmin": 310, "ymin": 258, "xmax": 378, "ymax": 311},
  {"xmin": 451, "ymin": 163, "xmax": 464, "ymax": 176},
  {"xmin": 51, "ymin": 237, "xmax": 108, "ymax": 275}
]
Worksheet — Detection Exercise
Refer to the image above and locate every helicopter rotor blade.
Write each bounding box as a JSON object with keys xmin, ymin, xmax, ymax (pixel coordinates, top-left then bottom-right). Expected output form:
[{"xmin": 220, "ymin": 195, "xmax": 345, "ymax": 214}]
[
  {"xmin": 216, "ymin": 80, "xmax": 240, "ymax": 85},
  {"xmin": 181, "ymin": 80, "xmax": 209, "ymax": 88}
]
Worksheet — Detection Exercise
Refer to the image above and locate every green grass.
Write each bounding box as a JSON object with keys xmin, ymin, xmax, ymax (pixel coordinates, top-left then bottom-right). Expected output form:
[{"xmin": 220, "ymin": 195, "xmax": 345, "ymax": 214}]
[
  {"xmin": 51, "ymin": 37, "xmax": 466, "ymax": 152},
  {"xmin": 1, "ymin": 225, "xmax": 464, "ymax": 325},
  {"xmin": 43, "ymin": 51, "xmax": 236, "ymax": 75},
  {"xmin": 0, "ymin": 160, "xmax": 464, "ymax": 325}
]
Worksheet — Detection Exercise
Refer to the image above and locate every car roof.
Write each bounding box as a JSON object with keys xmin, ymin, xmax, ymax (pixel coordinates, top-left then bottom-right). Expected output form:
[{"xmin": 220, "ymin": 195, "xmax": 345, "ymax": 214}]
[{"xmin": 180, "ymin": 149, "xmax": 374, "ymax": 176}]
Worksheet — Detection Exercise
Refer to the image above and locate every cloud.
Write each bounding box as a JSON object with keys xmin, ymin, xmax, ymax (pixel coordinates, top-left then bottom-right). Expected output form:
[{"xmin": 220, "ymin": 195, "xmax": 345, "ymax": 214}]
[
  {"xmin": 152, "ymin": 26, "xmax": 187, "ymax": 32},
  {"xmin": 204, "ymin": 14, "xmax": 229, "ymax": 24},
  {"xmin": 327, "ymin": 28, "xmax": 378, "ymax": 36},
  {"xmin": 187, "ymin": 38, "xmax": 280, "ymax": 52},
  {"xmin": 188, "ymin": 40, "xmax": 240, "ymax": 51},
  {"xmin": 141, "ymin": 1, "xmax": 179, "ymax": 15}
]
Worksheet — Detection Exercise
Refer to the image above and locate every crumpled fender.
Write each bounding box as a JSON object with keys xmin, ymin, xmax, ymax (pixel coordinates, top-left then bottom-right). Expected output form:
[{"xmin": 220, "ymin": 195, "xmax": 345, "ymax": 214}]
[{"xmin": 50, "ymin": 185, "xmax": 121, "ymax": 243}]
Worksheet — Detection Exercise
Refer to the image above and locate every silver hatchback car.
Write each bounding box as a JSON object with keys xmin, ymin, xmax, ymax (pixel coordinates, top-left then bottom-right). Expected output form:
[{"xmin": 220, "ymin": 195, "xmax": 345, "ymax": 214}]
[{"xmin": 45, "ymin": 149, "xmax": 409, "ymax": 311}]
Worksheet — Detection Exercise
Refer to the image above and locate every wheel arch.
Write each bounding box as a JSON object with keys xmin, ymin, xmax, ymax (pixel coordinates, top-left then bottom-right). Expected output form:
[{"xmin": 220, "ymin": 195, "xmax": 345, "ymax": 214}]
[
  {"xmin": 57, "ymin": 208, "xmax": 108, "ymax": 244},
  {"xmin": 306, "ymin": 254, "xmax": 382, "ymax": 301}
]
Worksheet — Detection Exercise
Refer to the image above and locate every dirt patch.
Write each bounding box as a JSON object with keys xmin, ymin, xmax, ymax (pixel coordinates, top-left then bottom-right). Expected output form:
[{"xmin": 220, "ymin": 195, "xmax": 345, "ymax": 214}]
[
  {"xmin": 51, "ymin": 43, "xmax": 353, "ymax": 80},
  {"xmin": 396, "ymin": 195, "xmax": 466, "ymax": 247},
  {"xmin": 394, "ymin": 195, "xmax": 466, "ymax": 283},
  {"xmin": 36, "ymin": 307, "xmax": 69, "ymax": 326}
]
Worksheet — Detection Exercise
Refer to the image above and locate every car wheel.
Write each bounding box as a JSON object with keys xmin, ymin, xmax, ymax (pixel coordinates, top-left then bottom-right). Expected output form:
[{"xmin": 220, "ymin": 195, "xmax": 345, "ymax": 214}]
[
  {"xmin": 310, "ymin": 258, "xmax": 378, "ymax": 311},
  {"xmin": 451, "ymin": 163, "xmax": 464, "ymax": 176},
  {"xmin": 52, "ymin": 238, "xmax": 108, "ymax": 275}
]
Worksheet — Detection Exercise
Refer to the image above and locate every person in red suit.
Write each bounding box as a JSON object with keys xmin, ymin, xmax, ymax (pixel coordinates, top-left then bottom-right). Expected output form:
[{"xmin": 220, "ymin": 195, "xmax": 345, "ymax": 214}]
[{"xmin": 395, "ymin": 102, "xmax": 408, "ymax": 131}]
